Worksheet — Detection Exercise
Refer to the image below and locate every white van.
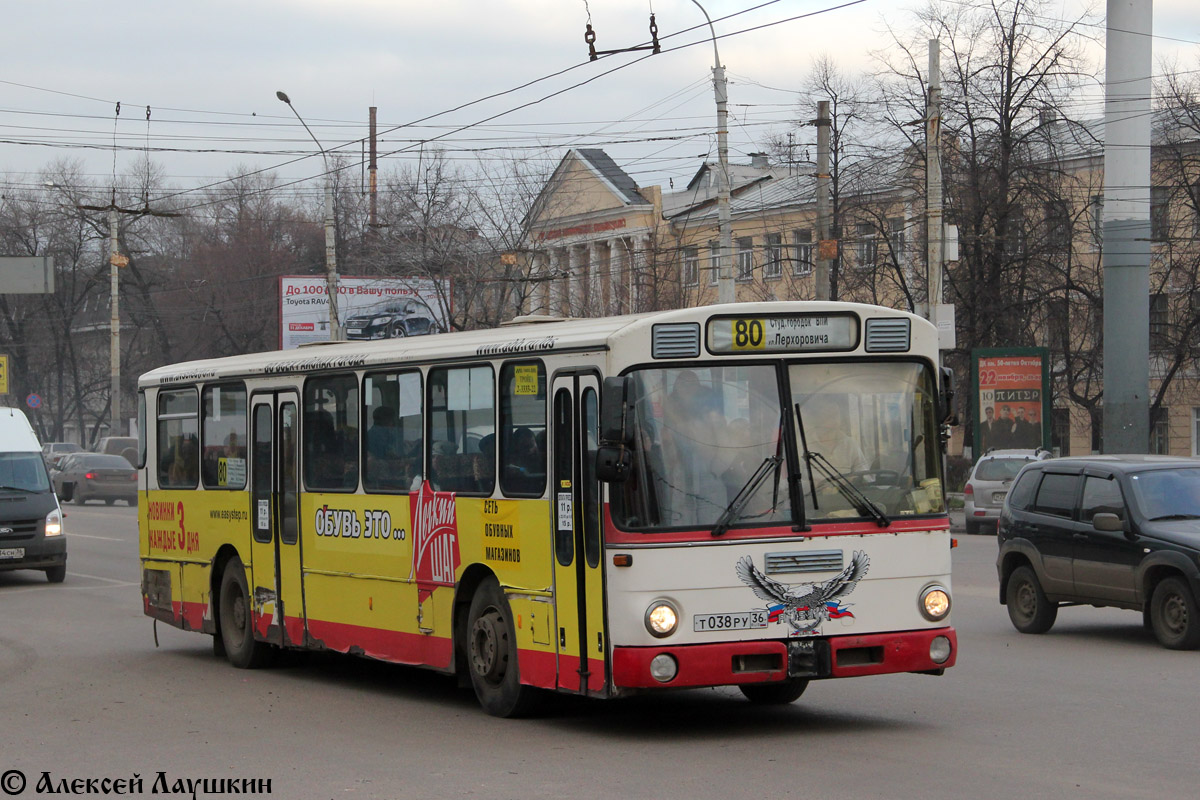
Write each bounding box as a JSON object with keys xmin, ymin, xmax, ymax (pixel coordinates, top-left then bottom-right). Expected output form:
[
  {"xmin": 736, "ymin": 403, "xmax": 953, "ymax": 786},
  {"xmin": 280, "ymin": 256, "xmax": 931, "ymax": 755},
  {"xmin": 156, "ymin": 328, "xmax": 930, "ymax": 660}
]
[{"xmin": 0, "ymin": 407, "xmax": 66, "ymax": 582}]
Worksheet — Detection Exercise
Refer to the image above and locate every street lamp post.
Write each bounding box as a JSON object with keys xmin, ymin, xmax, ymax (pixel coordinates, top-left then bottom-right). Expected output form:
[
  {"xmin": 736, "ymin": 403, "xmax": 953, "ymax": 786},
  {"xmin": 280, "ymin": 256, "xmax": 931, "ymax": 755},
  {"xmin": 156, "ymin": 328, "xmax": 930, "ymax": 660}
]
[
  {"xmin": 690, "ymin": 0, "xmax": 734, "ymax": 305},
  {"xmin": 276, "ymin": 90, "xmax": 341, "ymax": 340}
]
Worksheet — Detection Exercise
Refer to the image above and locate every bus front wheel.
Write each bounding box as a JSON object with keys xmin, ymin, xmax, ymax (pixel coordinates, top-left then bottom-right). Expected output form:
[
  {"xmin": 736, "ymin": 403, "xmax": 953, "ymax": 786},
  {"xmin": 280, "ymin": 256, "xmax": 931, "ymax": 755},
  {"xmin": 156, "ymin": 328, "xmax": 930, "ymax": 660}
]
[
  {"xmin": 466, "ymin": 577, "xmax": 538, "ymax": 717},
  {"xmin": 218, "ymin": 557, "xmax": 272, "ymax": 669}
]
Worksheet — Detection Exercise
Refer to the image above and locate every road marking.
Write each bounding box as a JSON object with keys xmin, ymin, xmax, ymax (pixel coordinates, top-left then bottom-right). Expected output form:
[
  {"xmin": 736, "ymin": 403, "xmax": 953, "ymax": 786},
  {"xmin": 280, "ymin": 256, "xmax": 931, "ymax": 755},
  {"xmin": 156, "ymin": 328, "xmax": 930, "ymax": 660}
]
[
  {"xmin": 67, "ymin": 571, "xmax": 137, "ymax": 585},
  {"xmin": 66, "ymin": 533, "xmax": 125, "ymax": 541}
]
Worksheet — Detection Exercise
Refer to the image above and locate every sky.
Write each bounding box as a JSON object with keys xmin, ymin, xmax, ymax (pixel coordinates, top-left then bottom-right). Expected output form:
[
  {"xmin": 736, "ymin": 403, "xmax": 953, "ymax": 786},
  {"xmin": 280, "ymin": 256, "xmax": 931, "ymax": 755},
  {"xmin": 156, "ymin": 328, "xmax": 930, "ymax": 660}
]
[{"xmin": 2, "ymin": 0, "xmax": 1197, "ymax": 209}]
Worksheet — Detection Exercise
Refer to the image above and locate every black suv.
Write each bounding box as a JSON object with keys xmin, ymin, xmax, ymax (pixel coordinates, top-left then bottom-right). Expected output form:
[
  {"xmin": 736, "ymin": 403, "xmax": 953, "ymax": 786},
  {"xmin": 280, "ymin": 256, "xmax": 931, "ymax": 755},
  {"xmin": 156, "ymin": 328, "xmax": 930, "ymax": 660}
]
[
  {"xmin": 344, "ymin": 298, "xmax": 441, "ymax": 340},
  {"xmin": 997, "ymin": 455, "xmax": 1200, "ymax": 650}
]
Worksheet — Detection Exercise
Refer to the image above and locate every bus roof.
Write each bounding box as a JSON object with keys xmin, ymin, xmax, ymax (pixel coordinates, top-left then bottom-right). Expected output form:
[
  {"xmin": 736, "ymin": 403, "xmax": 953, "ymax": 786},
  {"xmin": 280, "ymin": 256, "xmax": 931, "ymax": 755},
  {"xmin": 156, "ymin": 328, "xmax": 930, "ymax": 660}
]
[{"xmin": 138, "ymin": 301, "xmax": 933, "ymax": 387}]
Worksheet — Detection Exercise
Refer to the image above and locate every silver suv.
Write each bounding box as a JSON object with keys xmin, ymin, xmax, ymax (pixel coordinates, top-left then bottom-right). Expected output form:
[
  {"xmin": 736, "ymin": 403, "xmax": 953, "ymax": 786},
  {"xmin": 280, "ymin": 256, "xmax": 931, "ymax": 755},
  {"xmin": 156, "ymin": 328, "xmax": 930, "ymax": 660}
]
[{"xmin": 964, "ymin": 449, "xmax": 1051, "ymax": 534}]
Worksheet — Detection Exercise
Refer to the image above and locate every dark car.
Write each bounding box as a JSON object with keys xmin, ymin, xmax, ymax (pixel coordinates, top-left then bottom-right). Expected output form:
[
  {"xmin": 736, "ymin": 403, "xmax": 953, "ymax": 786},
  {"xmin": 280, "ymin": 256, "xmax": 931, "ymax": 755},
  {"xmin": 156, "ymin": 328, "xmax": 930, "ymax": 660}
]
[
  {"xmin": 94, "ymin": 436, "xmax": 138, "ymax": 466},
  {"xmin": 344, "ymin": 298, "xmax": 441, "ymax": 340},
  {"xmin": 51, "ymin": 453, "xmax": 138, "ymax": 506},
  {"xmin": 997, "ymin": 455, "xmax": 1200, "ymax": 650}
]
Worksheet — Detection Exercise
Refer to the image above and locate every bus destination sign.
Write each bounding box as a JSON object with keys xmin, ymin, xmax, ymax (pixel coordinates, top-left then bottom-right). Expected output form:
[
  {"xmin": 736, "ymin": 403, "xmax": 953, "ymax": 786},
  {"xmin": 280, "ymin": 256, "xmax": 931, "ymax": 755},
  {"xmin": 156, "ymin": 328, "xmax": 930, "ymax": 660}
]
[{"xmin": 707, "ymin": 313, "xmax": 858, "ymax": 354}]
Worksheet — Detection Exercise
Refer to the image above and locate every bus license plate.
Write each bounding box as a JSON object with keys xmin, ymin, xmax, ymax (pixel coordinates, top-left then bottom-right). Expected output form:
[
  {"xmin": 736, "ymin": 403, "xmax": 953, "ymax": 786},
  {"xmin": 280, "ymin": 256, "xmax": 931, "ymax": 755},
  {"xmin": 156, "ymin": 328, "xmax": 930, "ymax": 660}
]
[
  {"xmin": 693, "ymin": 611, "xmax": 768, "ymax": 632},
  {"xmin": 0, "ymin": 547, "xmax": 25, "ymax": 560}
]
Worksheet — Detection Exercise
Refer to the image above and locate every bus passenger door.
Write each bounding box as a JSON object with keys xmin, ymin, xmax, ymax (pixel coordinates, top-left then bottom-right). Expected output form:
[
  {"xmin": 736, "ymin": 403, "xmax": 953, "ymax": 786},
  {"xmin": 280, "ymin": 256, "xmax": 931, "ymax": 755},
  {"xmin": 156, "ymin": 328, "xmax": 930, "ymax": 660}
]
[
  {"xmin": 551, "ymin": 373, "xmax": 607, "ymax": 695},
  {"xmin": 249, "ymin": 392, "xmax": 304, "ymax": 647}
]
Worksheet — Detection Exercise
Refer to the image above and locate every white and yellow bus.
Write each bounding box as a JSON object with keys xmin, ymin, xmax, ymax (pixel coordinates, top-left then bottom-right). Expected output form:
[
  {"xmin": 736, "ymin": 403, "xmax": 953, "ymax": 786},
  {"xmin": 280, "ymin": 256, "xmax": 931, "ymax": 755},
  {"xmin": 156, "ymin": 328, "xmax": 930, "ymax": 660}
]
[{"xmin": 137, "ymin": 301, "xmax": 957, "ymax": 716}]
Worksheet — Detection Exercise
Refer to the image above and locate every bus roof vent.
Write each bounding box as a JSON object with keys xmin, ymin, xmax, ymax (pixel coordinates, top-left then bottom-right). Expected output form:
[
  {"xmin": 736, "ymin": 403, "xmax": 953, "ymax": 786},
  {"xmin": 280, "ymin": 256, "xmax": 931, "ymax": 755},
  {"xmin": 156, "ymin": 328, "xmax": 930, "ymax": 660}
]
[
  {"xmin": 652, "ymin": 323, "xmax": 700, "ymax": 359},
  {"xmin": 865, "ymin": 317, "xmax": 910, "ymax": 352}
]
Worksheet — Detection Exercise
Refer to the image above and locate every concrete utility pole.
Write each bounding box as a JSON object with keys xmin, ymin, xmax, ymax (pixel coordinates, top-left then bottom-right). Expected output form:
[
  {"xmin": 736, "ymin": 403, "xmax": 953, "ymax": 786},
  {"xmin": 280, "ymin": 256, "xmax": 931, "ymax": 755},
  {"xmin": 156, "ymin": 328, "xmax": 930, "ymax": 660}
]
[
  {"xmin": 108, "ymin": 207, "xmax": 120, "ymax": 435},
  {"xmin": 691, "ymin": 0, "xmax": 735, "ymax": 304},
  {"xmin": 926, "ymin": 39, "xmax": 944, "ymax": 327},
  {"xmin": 815, "ymin": 100, "xmax": 832, "ymax": 301},
  {"xmin": 277, "ymin": 91, "xmax": 341, "ymax": 340},
  {"xmin": 1102, "ymin": 0, "xmax": 1152, "ymax": 453},
  {"xmin": 368, "ymin": 106, "xmax": 378, "ymax": 232}
]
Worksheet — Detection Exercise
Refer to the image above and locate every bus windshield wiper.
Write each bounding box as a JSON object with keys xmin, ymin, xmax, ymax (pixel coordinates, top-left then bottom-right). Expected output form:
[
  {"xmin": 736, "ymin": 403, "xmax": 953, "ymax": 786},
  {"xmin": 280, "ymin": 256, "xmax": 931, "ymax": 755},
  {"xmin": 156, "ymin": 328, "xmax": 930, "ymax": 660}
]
[
  {"xmin": 793, "ymin": 403, "xmax": 889, "ymax": 528},
  {"xmin": 711, "ymin": 454, "xmax": 783, "ymax": 537}
]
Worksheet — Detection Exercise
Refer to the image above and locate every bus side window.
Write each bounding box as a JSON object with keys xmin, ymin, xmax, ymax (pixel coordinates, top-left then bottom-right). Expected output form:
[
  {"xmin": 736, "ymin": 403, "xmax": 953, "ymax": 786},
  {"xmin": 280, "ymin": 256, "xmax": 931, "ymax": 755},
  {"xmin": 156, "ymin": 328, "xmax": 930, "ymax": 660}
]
[
  {"xmin": 304, "ymin": 373, "xmax": 360, "ymax": 491},
  {"xmin": 499, "ymin": 362, "xmax": 546, "ymax": 497}
]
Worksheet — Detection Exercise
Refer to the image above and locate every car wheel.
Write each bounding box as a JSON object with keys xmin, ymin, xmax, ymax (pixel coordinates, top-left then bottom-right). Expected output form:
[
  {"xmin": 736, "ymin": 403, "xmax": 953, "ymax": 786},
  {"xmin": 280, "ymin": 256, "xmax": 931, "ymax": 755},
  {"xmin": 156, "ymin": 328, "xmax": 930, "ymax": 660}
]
[
  {"xmin": 45, "ymin": 565, "xmax": 66, "ymax": 583},
  {"xmin": 1150, "ymin": 576, "xmax": 1200, "ymax": 650},
  {"xmin": 218, "ymin": 556, "xmax": 273, "ymax": 669},
  {"xmin": 965, "ymin": 520, "xmax": 980, "ymax": 535},
  {"xmin": 466, "ymin": 577, "xmax": 539, "ymax": 717},
  {"xmin": 739, "ymin": 679, "xmax": 809, "ymax": 705},
  {"xmin": 388, "ymin": 321, "xmax": 407, "ymax": 338},
  {"xmin": 1005, "ymin": 565, "xmax": 1057, "ymax": 634},
  {"xmin": 104, "ymin": 498, "xmax": 115, "ymax": 506}
]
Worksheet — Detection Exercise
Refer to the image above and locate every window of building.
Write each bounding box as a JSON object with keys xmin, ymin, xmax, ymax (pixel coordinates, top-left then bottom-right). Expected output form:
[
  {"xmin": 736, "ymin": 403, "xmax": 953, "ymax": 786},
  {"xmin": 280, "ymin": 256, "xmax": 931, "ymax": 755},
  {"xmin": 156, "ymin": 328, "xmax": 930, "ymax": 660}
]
[
  {"xmin": 1090, "ymin": 194, "xmax": 1104, "ymax": 247},
  {"xmin": 499, "ymin": 362, "xmax": 547, "ymax": 497},
  {"xmin": 682, "ymin": 246, "xmax": 699, "ymax": 286},
  {"xmin": 201, "ymin": 383, "xmax": 247, "ymax": 490},
  {"xmin": 1193, "ymin": 408, "xmax": 1200, "ymax": 456},
  {"xmin": 1151, "ymin": 405, "xmax": 1170, "ymax": 455},
  {"xmin": 304, "ymin": 374, "xmax": 360, "ymax": 491},
  {"xmin": 708, "ymin": 240, "xmax": 719, "ymax": 285},
  {"xmin": 428, "ymin": 365, "xmax": 494, "ymax": 495},
  {"xmin": 736, "ymin": 237, "xmax": 754, "ymax": 281},
  {"xmin": 1090, "ymin": 410, "xmax": 1103, "ymax": 454},
  {"xmin": 1046, "ymin": 298, "xmax": 1069, "ymax": 351},
  {"xmin": 1150, "ymin": 292, "xmax": 1169, "ymax": 351},
  {"xmin": 363, "ymin": 370, "xmax": 423, "ymax": 492},
  {"xmin": 855, "ymin": 223, "xmax": 877, "ymax": 267},
  {"xmin": 888, "ymin": 218, "xmax": 906, "ymax": 260},
  {"xmin": 764, "ymin": 233, "xmax": 783, "ymax": 279},
  {"xmin": 1006, "ymin": 216, "xmax": 1027, "ymax": 257},
  {"xmin": 1044, "ymin": 200, "xmax": 1071, "ymax": 250},
  {"xmin": 1051, "ymin": 407, "xmax": 1071, "ymax": 457},
  {"xmin": 792, "ymin": 230, "xmax": 813, "ymax": 275},
  {"xmin": 1151, "ymin": 186, "xmax": 1169, "ymax": 241},
  {"xmin": 157, "ymin": 389, "xmax": 199, "ymax": 489}
]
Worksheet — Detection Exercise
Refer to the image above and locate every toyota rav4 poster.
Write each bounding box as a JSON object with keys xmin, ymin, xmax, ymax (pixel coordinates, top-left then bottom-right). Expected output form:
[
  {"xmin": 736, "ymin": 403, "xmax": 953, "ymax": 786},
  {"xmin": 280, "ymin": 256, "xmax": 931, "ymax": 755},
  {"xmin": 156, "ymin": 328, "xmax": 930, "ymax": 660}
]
[{"xmin": 279, "ymin": 276, "xmax": 451, "ymax": 349}]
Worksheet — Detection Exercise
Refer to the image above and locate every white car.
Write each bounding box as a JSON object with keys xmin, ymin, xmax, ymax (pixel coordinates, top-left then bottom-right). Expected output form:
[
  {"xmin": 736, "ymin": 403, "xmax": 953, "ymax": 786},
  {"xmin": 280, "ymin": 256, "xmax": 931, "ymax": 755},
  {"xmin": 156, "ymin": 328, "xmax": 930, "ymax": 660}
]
[{"xmin": 964, "ymin": 449, "xmax": 1051, "ymax": 534}]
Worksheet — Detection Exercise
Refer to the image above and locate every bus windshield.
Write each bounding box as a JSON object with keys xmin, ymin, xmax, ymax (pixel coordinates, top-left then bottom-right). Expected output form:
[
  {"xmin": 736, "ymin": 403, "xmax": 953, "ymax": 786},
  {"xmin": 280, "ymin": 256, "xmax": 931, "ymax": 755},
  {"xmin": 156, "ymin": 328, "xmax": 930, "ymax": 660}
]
[{"xmin": 611, "ymin": 360, "xmax": 944, "ymax": 532}]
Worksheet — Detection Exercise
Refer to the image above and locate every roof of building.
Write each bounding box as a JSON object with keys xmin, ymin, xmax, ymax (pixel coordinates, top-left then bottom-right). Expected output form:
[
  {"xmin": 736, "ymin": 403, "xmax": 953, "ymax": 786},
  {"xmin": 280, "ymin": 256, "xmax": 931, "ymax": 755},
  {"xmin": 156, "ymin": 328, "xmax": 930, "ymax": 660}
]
[{"xmin": 575, "ymin": 149, "xmax": 646, "ymax": 206}]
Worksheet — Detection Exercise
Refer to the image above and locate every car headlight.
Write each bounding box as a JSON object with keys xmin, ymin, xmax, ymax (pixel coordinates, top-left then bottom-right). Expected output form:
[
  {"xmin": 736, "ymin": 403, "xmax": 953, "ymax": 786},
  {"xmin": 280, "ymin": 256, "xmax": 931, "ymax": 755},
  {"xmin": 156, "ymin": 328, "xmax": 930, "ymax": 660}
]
[
  {"xmin": 645, "ymin": 600, "xmax": 679, "ymax": 638},
  {"xmin": 45, "ymin": 508, "xmax": 63, "ymax": 537},
  {"xmin": 919, "ymin": 585, "xmax": 951, "ymax": 621}
]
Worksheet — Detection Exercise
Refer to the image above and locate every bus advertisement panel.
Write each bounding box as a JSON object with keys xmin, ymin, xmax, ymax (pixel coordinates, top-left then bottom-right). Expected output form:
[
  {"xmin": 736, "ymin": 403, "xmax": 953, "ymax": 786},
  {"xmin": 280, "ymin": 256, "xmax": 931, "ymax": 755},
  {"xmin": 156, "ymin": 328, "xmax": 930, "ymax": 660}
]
[{"xmin": 279, "ymin": 275, "xmax": 451, "ymax": 349}]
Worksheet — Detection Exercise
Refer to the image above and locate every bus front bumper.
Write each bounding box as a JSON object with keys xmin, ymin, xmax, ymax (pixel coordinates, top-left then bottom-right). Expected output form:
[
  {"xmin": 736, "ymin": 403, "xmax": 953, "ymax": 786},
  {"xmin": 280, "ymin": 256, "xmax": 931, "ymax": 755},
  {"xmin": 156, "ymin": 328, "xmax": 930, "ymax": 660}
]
[{"xmin": 611, "ymin": 627, "xmax": 957, "ymax": 690}]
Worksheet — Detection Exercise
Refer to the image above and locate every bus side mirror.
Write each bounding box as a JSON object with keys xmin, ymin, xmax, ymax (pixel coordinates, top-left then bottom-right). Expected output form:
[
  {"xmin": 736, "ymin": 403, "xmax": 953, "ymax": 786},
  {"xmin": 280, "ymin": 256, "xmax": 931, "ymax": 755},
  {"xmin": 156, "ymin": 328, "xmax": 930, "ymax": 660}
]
[
  {"xmin": 939, "ymin": 366, "xmax": 958, "ymax": 426},
  {"xmin": 597, "ymin": 376, "xmax": 632, "ymax": 483}
]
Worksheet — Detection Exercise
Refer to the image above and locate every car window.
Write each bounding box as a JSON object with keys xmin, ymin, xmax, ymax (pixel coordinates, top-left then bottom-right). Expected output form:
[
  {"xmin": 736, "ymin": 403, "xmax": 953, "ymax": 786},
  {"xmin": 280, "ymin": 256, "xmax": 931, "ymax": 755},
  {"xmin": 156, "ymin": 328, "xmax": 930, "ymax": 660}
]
[
  {"xmin": 975, "ymin": 458, "xmax": 1030, "ymax": 482},
  {"xmin": 1032, "ymin": 473, "xmax": 1079, "ymax": 518},
  {"xmin": 1006, "ymin": 469, "xmax": 1039, "ymax": 511},
  {"xmin": 1080, "ymin": 476, "xmax": 1125, "ymax": 522},
  {"xmin": 82, "ymin": 454, "xmax": 135, "ymax": 469}
]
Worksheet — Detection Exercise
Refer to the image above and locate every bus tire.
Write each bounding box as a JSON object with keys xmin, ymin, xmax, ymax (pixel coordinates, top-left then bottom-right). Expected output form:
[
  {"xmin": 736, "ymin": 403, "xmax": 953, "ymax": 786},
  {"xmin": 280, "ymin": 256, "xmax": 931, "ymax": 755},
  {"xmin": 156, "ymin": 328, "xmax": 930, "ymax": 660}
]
[
  {"xmin": 466, "ymin": 577, "xmax": 538, "ymax": 717},
  {"xmin": 739, "ymin": 679, "xmax": 808, "ymax": 705},
  {"xmin": 218, "ymin": 557, "xmax": 272, "ymax": 669},
  {"xmin": 1005, "ymin": 565, "xmax": 1057, "ymax": 634}
]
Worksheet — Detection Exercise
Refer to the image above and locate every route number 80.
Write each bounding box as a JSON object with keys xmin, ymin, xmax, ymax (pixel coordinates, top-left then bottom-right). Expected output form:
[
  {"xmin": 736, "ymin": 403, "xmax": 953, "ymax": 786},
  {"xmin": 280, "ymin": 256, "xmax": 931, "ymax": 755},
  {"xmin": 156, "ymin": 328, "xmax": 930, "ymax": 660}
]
[{"xmin": 732, "ymin": 318, "xmax": 764, "ymax": 350}]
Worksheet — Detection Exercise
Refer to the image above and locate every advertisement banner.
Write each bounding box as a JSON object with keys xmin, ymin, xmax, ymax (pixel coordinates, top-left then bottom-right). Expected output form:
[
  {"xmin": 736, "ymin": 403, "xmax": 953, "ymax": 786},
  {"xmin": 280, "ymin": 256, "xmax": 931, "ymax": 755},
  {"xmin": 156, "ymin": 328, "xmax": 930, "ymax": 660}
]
[
  {"xmin": 972, "ymin": 348, "xmax": 1050, "ymax": 455},
  {"xmin": 279, "ymin": 275, "xmax": 451, "ymax": 350}
]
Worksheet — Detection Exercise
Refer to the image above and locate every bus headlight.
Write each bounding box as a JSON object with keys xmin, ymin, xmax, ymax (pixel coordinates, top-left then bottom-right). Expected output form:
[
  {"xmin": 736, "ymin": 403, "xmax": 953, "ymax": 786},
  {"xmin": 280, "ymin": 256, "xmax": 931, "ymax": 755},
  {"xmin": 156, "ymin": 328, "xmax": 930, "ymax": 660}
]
[
  {"xmin": 45, "ymin": 509, "xmax": 63, "ymax": 537},
  {"xmin": 645, "ymin": 600, "xmax": 679, "ymax": 638},
  {"xmin": 919, "ymin": 585, "xmax": 951, "ymax": 621}
]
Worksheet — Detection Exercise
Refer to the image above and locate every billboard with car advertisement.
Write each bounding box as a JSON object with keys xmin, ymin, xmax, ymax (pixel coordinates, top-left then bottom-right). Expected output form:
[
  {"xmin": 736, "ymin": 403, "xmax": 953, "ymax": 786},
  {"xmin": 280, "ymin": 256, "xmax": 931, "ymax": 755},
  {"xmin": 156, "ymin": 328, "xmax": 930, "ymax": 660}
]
[
  {"xmin": 279, "ymin": 275, "xmax": 451, "ymax": 350},
  {"xmin": 972, "ymin": 347, "xmax": 1050, "ymax": 457}
]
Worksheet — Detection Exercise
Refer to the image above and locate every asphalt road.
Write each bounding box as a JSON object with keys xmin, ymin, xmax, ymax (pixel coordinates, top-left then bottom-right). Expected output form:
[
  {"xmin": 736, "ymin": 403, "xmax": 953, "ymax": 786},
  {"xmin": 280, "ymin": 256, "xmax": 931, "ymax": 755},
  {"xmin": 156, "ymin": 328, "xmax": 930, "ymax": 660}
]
[{"xmin": 1, "ymin": 504, "xmax": 1196, "ymax": 800}]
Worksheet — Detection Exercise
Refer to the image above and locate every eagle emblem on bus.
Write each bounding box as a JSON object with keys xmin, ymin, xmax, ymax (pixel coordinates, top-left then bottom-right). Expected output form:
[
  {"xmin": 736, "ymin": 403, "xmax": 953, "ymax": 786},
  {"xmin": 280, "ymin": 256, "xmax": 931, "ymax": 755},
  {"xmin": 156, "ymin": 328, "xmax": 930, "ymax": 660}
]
[{"xmin": 735, "ymin": 551, "xmax": 870, "ymax": 635}]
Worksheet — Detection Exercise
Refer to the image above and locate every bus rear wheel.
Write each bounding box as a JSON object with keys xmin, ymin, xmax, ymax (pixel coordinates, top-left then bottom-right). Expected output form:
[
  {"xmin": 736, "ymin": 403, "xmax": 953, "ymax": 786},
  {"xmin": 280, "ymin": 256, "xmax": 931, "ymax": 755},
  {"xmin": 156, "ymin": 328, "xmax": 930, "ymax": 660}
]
[
  {"xmin": 739, "ymin": 679, "xmax": 808, "ymax": 705},
  {"xmin": 466, "ymin": 577, "xmax": 538, "ymax": 717},
  {"xmin": 218, "ymin": 556, "xmax": 272, "ymax": 669}
]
